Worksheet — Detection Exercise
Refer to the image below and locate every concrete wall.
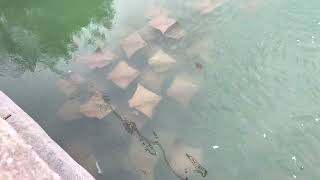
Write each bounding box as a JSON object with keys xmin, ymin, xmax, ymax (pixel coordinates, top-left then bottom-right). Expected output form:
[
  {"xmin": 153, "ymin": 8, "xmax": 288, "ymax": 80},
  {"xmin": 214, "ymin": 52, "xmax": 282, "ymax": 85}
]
[{"xmin": 0, "ymin": 91, "xmax": 95, "ymax": 180}]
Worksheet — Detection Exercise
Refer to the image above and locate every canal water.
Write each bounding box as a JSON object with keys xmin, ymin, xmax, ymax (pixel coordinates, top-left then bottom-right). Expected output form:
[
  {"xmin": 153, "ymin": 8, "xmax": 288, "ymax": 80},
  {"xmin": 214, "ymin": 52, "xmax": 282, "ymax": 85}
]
[{"xmin": 1, "ymin": 0, "xmax": 320, "ymax": 179}]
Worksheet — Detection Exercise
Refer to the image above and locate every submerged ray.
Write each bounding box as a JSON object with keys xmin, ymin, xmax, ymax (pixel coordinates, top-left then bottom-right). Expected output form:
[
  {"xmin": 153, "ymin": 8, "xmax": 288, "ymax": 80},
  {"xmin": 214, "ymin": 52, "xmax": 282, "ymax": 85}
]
[
  {"xmin": 169, "ymin": 142, "xmax": 203, "ymax": 179},
  {"xmin": 144, "ymin": 4, "xmax": 169, "ymax": 19},
  {"xmin": 148, "ymin": 49, "xmax": 176, "ymax": 73},
  {"xmin": 149, "ymin": 15, "xmax": 177, "ymax": 34},
  {"xmin": 139, "ymin": 69, "xmax": 166, "ymax": 94},
  {"xmin": 165, "ymin": 24, "xmax": 186, "ymax": 40},
  {"xmin": 56, "ymin": 73, "xmax": 86, "ymax": 97},
  {"xmin": 108, "ymin": 61, "xmax": 140, "ymax": 89},
  {"xmin": 64, "ymin": 140, "xmax": 100, "ymax": 177},
  {"xmin": 128, "ymin": 84, "xmax": 162, "ymax": 118},
  {"xmin": 77, "ymin": 48, "xmax": 117, "ymax": 69},
  {"xmin": 192, "ymin": 0, "xmax": 225, "ymax": 14},
  {"xmin": 121, "ymin": 32, "xmax": 147, "ymax": 58},
  {"xmin": 128, "ymin": 136, "xmax": 159, "ymax": 180},
  {"xmin": 80, "ymin": 92, "xmax": 113, "ymax": 119},
  {"xmin": 167, "ymin": 74, "xmax": 198, "ymax": 107},
  {"xmin": 56, "ymin": 79, "xmax": 79, "ymax": 97},
  {"xmin": 57, "ymin": 99, "xmax": 82, "ymax": 121}
]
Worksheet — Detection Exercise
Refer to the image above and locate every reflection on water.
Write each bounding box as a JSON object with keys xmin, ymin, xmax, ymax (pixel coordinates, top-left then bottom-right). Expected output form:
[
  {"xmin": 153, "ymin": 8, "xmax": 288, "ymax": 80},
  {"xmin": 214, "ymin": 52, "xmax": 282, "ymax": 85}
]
[
  {"xmin": 2, "ymin": 0, "xmax": 320, "ymax": 180},
  {"xmin": 0, "ymin": 0, "xmax": 115, "ymax": 75}
]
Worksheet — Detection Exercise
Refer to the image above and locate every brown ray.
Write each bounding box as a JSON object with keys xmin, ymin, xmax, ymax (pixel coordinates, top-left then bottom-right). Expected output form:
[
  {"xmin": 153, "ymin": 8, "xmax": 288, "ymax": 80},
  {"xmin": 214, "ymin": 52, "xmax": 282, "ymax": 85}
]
[
  {"xmin": 108, "ymin": 61, "xmax": 140, "ymax": 89},
  {"xmin": 121, "ymin": 32, "xmax": 147, "ymax": 58},
  {"xmin": 128, "ymin": 84, "xmax": 162, "ymax": 119},
  {"xmin": 77, "ymin": 48, "xmax": 117, "ymax": 69},
  {"xmin": 80, "ymin": 92, "xmax": 112, "ymax": 119},
  {"xmin": 166, "ymin": 74, "xmax": 198, "ymax": 107}
]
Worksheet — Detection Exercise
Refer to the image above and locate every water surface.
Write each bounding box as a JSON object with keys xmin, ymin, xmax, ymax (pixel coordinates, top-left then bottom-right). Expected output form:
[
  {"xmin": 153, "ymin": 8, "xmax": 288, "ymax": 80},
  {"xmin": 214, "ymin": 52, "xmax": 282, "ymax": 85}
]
[{"xmin": 1, "ymin": 0, "xmax": 320, "ymax": 179}]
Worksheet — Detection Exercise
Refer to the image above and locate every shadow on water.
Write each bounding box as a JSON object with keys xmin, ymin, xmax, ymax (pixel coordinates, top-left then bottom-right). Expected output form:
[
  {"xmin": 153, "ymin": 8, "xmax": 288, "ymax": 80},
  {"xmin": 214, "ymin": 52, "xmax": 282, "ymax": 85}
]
[{"xmin": 0, "ymin": 0, "xmax": 115, "ymax": 75}]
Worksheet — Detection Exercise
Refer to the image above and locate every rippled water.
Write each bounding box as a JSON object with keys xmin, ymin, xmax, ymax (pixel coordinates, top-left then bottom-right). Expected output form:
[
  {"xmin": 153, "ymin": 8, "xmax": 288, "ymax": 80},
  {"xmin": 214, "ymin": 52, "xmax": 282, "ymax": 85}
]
[{"xmin": 2, "ymin": 0, "xmax": 320, "ymax": 179}]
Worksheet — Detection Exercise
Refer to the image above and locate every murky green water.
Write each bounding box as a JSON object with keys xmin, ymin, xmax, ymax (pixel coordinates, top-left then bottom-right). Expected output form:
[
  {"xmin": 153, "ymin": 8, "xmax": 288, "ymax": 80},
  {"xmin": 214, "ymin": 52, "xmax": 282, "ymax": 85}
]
[{"xmin": 2, "ymin": 0, "xmax": 320, "ymax": 179}]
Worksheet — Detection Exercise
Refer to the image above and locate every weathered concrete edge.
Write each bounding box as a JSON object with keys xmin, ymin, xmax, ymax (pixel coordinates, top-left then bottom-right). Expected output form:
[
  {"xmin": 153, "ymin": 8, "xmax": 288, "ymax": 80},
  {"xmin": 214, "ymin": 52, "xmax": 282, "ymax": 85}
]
[
  {"xmin": 0, "ymin": 117, "xmax": 61, "ymax": 180},
  {"xmin": 0, "ymin": 91, "xmax": 95, "ymax": 180}
]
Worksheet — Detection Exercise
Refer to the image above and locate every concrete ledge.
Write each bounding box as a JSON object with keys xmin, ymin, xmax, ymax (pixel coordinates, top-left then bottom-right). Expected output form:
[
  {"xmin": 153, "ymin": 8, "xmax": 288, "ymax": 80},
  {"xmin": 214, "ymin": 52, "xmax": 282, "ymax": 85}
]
[
  {"xmin": 0, "ymin": 117, "xmax": 61, "ymax": 180},
  {"xmin": 0, "ymin": 91, "xmax": 95, "ymax": 180}
]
